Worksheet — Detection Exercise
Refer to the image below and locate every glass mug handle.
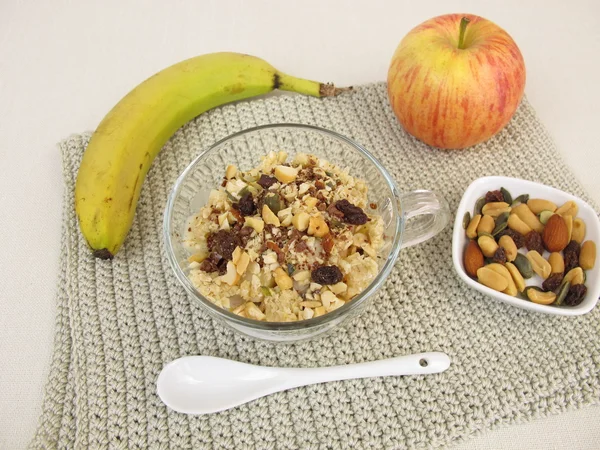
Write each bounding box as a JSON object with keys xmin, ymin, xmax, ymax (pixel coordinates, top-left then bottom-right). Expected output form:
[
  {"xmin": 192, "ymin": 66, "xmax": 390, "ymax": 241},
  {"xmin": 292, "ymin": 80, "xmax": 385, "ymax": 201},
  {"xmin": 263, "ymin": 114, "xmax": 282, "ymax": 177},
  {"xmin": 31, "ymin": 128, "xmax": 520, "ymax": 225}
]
[{"xmin": 400, "ymin": 190, "xmax": 450, "ymax": 248}]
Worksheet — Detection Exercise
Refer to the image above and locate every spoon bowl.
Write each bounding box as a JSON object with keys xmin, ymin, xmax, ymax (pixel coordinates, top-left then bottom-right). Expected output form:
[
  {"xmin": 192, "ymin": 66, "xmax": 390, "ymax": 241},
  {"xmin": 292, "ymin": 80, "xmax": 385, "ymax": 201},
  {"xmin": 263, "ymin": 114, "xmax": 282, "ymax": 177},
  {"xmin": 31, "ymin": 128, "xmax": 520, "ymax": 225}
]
[{"xmin": 157, "ymin": 352, "xmax": 451, "ymax": 414}]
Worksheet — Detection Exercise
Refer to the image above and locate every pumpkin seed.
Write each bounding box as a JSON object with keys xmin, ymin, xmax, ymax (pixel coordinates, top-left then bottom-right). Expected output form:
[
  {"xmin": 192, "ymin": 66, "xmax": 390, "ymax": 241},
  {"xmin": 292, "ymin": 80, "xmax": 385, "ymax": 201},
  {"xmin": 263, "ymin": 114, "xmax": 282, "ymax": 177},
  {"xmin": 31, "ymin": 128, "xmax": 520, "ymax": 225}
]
[
  {"xmin": 513, "ymin": 253, "xmax": 534, "ymax": 279},
  {"xmin": 474, "ymin": 197, "xmax": 486, "ymax": 216},
  {"xmin": 264, "ymin": 193, "xmax": 283, "ymax": 214},
  {"xmin": 511, "ymin": 194, "xmax": 530, "ymax": 207},
  {"xmin": 539, "ymin": 210, "xmax": 554, "ymax": 225},
  {"xmin": 477, "ymin": 231, "xmax": 494, "ymax": 239},
  {"xmin": 462, "ymin": 211, "xmax": 471, "ymax": 230},
  {"xmin": 492, "ymin": 212, "xmax": 509, "ymax": 236},
  {"xmin": 500, "ymin": 187, "xmax": 513, "ymax": 205},
  {"xmin": 555, "ymin": 281, "xmax": 571, "ymax": 306}
]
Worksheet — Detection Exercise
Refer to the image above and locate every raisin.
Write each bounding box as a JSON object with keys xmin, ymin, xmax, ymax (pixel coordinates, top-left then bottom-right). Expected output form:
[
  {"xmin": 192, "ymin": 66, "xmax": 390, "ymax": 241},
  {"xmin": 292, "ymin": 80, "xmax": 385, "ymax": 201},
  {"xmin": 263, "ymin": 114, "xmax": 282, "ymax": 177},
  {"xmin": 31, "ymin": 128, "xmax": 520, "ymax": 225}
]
[
  {"xmin": 563, "ymin": 240, "xmax": 581, "ymax": 273},
  {"xmin": 335, "ymin": 200, "xmax": 368, "ymax": 225},
  {"xmin": 199, "ymin": 251, "xmax": 226, "ymax": 273},
  {"xmin": 564, "ymin": 284, "xmax": 587, "ymax": 306},
  {"xmin": 207, "ymin": 230, "xmax": 240, "ymax": 261},
  {"xmin": 525, "ymin": 231, "xmax": 544, "ymax": 254},
  {"xmin": 542, "ymin": 273, "xmax": 563, "ymax": 292},
  {"xmin": 498, "ymin": 229, "xmax": 526, "ymax": 249},
  {"xmin": 235, "ymin": 192, "xmax": 256, "ymax": 216},
  {"xmin": 257, "ymin": 174, "xmax": 277, "ymax": 189},
  {"xmin": 485, "ymin": 190, "xmax": 504, "ymax": 203},
  {"xmin": 311, "ymin": 265, "xmax": 343, "ymax": 285},
  {"xmin": 327, "ymin": 203, "xmax": 344, "ymax": 219},
  {"xmin": 492, "ymin": 247, "xmax": 507, "ymax": 264}
]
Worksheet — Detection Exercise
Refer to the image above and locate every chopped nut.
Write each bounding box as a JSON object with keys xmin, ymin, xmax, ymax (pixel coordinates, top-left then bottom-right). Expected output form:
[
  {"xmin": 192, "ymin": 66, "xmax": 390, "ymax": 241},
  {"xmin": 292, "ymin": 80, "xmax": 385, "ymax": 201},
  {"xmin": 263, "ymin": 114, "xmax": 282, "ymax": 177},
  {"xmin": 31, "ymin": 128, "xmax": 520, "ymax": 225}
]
[
  {"xmin": 221, "ymin": 261, "xmax": 241, "ymax": 286},
  {"xmin": 304, "ymin": 196, "xmax": 318, "ymax": 208},
  {"xmin": 232, "ymin": 246, "xmax": 242, "ymax": 264},
  {"xmin": 299, "ymin": 301, "xmax": 322, "ymax": 308},
  {"xmin": 225, "ymin": 164, "xmax": 237, "ymax": 180},
  {"xmin": 329, "ymin": 282, "xmax": 348, "ymax": 294},
  {"xmin": 302, "ymin": 308, "xmax": 314, "ymax": 320},
  {"xmin": 188, "ymin": 251, "xmax": 208, "ymax": 264},
  {"xmin": 313, "ymin": 306, "xmax": 327, "ymax": 317},
  {"xmin": 245, "ymin": 302, "xmax": 266, "ymax": 320},
  {"xmin": 276, "ymin": 151, "xmax": 288, "ymax": 164},
  {"xmin": 236, "ymin": 251, "xmax": 250, "ymax": 275},
  {"xmin": 274, "ymin": 165, "xmax": 298, "ymax": 184},
  {"xmin": 292, "ymin": 212, "xmax": 310, "ymax": 231},
  {"xmin": 308, "ymin": 214, "xmax": 329, "ymax": 237},
  {"xmin": 273, "ymin": 267, "xmax": 293, "ymax": 290},
  {"xmin": 262, "ymin": 204, "xmax": 281, "ymax": 226},
  {"xmin": 292, "ymin": 270, "xmax": 311, "ymax": 281},
  {"xmin": 244, "ymin": 216, "xmax": 264, "ymax": 233},
  {"xmin": 320, "ymin": 290, "xmax": 338, "ymax": 308}
]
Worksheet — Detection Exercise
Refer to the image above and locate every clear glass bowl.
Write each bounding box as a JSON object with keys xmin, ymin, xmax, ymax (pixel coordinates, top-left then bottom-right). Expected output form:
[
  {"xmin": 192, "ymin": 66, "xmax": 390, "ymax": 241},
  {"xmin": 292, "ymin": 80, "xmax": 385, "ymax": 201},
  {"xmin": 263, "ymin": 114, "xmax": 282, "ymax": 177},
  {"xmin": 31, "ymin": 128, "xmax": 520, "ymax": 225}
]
[{"xmin": 164, "ymin": 124, "xmax": 449, "ymax": 342}]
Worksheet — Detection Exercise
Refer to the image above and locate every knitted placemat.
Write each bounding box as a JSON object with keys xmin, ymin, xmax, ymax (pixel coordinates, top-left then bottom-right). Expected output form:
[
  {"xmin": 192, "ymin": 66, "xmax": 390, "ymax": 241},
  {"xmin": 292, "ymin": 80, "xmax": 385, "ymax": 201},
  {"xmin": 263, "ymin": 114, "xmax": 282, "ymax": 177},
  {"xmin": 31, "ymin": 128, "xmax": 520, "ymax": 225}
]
[{"xmin": 31, "ymin": 83, "xmax": 600, "ymax": 449}]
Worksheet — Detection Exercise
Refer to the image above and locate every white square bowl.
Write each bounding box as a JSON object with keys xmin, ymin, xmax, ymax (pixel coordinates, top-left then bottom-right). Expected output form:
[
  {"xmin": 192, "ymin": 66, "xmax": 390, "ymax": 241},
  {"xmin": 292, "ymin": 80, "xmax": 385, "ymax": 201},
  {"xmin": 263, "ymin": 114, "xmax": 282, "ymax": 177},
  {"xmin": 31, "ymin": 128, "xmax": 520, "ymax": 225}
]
[{"xmin": 452, "ymin": 176, "xmax": 600, "ymax": 316}]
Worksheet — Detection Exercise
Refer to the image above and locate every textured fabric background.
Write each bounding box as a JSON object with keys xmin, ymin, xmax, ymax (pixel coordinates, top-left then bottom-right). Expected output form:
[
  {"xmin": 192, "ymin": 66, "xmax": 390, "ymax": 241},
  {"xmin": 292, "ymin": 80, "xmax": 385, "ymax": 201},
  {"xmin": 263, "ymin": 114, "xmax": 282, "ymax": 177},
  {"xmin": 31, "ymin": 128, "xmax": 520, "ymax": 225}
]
[{"xmin": 31, "ymin": 83, "xmax": 600, "ymax": 449}]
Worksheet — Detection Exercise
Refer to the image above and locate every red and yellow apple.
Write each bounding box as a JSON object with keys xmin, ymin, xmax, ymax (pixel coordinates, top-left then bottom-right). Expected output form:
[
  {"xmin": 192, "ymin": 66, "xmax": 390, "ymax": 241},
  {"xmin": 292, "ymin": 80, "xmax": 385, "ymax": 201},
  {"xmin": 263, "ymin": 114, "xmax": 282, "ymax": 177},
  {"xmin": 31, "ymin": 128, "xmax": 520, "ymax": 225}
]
[{"xmin": 387, "ymin": 14, "xmax": 526, "ymax": 149}]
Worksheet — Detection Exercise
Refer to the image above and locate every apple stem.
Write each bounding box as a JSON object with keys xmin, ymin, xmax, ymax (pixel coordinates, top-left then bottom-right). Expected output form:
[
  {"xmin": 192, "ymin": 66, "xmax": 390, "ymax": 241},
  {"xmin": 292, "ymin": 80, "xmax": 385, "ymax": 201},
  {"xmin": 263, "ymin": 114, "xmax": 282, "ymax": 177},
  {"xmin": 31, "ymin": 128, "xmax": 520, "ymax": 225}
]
[{"xmin": 458, "ymin": 17, "xmax": 470, "ymax": 49}]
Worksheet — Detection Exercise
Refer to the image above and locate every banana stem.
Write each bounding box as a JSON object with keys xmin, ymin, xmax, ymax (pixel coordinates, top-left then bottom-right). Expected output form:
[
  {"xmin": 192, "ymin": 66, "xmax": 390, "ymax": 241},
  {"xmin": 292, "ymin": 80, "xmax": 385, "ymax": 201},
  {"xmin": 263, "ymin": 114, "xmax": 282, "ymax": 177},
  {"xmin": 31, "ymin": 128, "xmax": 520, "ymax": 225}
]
[{"xmin": 275, "ymin": 72, "xmax": 351, "ymax": 97}]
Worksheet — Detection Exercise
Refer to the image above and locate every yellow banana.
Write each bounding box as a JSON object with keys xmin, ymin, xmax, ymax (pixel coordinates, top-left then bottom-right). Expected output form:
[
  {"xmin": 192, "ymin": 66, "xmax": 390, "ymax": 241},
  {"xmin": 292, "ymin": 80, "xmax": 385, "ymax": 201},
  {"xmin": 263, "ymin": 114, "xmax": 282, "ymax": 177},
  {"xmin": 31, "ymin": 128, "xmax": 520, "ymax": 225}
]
[{"xmin": 75, "ymin": 52, "xmax": 348, "ymax": 259}]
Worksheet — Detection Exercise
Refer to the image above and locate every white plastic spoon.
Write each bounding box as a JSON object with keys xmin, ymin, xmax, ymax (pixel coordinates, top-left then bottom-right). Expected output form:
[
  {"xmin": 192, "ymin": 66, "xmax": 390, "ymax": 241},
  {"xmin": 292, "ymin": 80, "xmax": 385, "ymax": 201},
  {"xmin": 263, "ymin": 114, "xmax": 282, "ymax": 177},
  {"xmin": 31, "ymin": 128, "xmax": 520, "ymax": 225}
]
[{"xmin": 157, "ymin": 352, "xmax": 451, "ymax": 414}]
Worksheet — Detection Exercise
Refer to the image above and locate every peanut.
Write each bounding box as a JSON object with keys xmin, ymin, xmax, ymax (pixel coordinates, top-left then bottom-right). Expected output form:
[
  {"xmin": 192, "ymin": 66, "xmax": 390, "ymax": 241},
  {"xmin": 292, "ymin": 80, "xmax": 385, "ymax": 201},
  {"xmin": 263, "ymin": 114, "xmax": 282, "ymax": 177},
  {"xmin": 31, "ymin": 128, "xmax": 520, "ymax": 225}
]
[
  {"xmin": 466, "ymin": 214, "xmax": 482, "ymax": 239},
  {"xmin": 477, "ymin": 267, "xmax": 509, "ymax": 292},
  {"xmin": 526, "ymin": 250, "xmax": 551, "ymax": 279},
  {"xmin": 507, "ymin": 213, "xmax": 532, "ymax": 236},
  {"xmin": 481, "ymin": 202, "xmax": 511, "ymax": 218},
  {"xmin": 572, "ymin": 218, "xmax": 586, "ymax": 244},
  {"xmin": 526, "ymin": 288, "xmax": 556, "ymax": 305},
  {"xmin": 477, "ymin": 235, "xmax": 499, "ymax": 258},
  {"xmin": 580, "ymin": 241, "xmax": 596, "ymax": 270},
  {"xmin": 477, "ymin": 215, "xmax": 495, "ymax": 235},
  {"xmin": 564, "ymin": 214, "xmax": 573, "ymax": 242},
  {"xmin": 487, "ymin": 263, "xmax": 518, "ymax": 296},
  {"xmin": 527, "ymin": 199, "xmax": 557, "ymax": 214},
  {"xmin": 548, "ymin": 252, "xmax": 565, "ymax": 274},
  {"xmin": 563, "ymin": 267, "xmax": 584, "ymax": 286},
  {"xmin": 556, "ymin": 200, "xmax": 578, "ymax": 218},
  {"xmin": 511, "ymin": 204, "xmax": 543, "ymax": 233},
  {"xmin": 506, "ymin": 262, "xmax": 526, "ymax": 292},
  {"xmin": 498, "ymin": 235, "xmax": 518, "ymax": 262}
]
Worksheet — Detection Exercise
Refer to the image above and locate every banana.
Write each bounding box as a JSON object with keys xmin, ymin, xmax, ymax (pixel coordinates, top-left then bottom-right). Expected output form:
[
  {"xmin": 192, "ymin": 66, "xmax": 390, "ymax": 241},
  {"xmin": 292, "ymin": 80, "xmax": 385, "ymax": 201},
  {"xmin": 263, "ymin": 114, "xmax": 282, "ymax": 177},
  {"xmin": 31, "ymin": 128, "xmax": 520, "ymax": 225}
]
[{"xmin": 75, "ymin": 52, "xmax": 348, "ymax": 259}]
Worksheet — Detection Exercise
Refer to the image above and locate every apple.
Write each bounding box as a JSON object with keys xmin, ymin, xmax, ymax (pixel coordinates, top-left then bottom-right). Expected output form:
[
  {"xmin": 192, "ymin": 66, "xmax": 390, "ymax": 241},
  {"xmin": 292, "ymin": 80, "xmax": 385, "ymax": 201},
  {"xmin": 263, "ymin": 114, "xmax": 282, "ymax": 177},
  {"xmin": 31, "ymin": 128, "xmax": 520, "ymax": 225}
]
[{"xmin": 387, "ymin": 14, "xmax": 526, "ymax": 149}]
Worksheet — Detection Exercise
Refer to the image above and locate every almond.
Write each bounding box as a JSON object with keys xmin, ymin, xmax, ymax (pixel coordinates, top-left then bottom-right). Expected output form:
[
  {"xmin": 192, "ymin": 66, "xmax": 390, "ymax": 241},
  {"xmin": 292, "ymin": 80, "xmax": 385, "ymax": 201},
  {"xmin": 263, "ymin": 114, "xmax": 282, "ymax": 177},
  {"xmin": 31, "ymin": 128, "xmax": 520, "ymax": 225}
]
[
  {"xmin": 542, "ymin": 214, "xmax": 569, "ymax": 252},
  {"xmin": 464, "ymin": 241, "xmax": 484, "ymax": 277}
]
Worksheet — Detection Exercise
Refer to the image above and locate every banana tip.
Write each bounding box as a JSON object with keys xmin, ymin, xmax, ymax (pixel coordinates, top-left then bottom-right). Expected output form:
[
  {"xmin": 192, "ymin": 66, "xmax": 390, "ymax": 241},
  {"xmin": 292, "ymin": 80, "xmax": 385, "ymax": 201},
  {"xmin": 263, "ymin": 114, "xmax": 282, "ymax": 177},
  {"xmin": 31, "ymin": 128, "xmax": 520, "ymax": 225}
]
[{"xmin": 93, "ymin": 248, "xmax": 114, "ymax": 260}]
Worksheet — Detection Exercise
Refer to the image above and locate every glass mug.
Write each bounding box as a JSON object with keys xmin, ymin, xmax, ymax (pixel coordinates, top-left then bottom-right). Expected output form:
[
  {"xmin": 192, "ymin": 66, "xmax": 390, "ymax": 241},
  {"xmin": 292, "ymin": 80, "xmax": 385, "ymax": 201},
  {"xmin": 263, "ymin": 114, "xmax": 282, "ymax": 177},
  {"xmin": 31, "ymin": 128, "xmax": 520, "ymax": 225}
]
[{"xmin": 164, "ymin": 124, "xmax": 450, "ymax": 342}]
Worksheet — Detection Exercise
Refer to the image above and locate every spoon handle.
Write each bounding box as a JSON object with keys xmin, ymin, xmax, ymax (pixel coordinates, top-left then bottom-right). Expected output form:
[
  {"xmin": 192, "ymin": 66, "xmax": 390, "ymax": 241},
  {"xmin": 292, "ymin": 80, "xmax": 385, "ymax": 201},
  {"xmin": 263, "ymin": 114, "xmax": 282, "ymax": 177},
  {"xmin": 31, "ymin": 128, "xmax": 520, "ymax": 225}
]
[{"xmin": 280, "ymin": 352, "xmax": 450, "ymax": 389}]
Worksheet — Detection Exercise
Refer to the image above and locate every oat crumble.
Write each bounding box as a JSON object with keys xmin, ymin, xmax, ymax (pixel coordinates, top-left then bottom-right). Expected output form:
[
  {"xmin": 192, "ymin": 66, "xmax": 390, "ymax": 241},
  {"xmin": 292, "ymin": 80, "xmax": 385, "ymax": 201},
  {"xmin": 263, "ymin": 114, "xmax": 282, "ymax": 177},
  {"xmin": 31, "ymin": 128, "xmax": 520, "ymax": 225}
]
[{"xmin": 183, "ymin": 151, "xmax": 384, "ymax": 322}]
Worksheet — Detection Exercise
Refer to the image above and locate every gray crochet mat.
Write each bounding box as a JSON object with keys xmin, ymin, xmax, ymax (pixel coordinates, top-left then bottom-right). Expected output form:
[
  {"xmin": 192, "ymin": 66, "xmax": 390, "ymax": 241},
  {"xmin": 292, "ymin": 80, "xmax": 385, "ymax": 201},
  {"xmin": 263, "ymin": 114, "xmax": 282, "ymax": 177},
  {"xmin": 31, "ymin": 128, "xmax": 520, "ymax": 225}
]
[{"xmin": 31, "ymin": 83, "xmax": 600, "ymax": 449}]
